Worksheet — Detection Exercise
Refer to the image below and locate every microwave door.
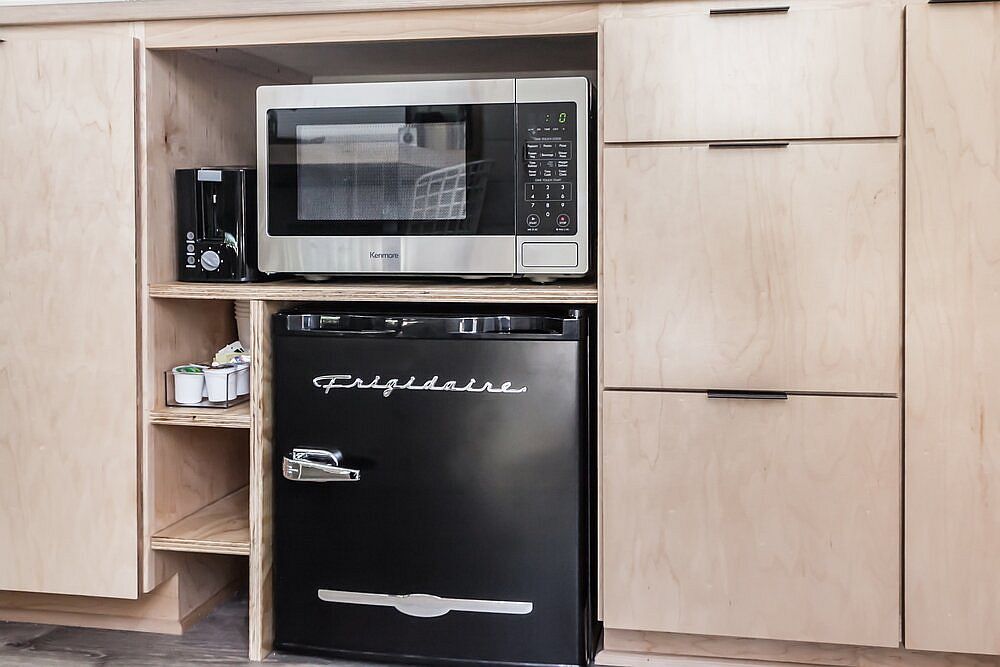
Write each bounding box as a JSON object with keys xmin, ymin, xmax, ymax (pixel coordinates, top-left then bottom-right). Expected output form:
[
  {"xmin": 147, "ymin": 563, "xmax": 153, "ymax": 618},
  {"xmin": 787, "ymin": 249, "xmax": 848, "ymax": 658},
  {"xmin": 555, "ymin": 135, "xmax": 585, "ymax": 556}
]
[{"xmin": 258, "ymin": 84, "xmax": 518, "ymax": 275}]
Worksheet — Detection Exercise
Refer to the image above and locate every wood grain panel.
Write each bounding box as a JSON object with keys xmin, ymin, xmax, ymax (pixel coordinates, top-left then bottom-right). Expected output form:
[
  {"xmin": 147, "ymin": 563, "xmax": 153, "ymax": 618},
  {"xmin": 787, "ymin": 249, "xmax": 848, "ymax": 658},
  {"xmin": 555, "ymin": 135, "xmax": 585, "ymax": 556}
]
[
  {"xmin": 602, "ymin": 391, "xmax": 900, "ymax": 647},
  {"xmin": 249, "ymin": 299, "xmax": 286, "ymax": 661},
  {"xmin": 0, "ymin": 0, "xmax": 605, "ymax": 26},
  {"xmin": 600, "ymin": 0, "xmax": 904, "ymax": 21},
  {"xmin": 599, "ymin": 630, "xmax": 1000, "ymax": 667},
  {"xmin": 149, "ymin": 403, "xmax": 251, "ymax": 429},
  {"xmin": 148, "ymin": 280, "xmax": 598, "ymax": 303},
  {"xmin": 905, "ymin": 3, "xmax": 1000, "ymax": 656},
  {"xmin": 602, "ymin": 142, "xmax": 900, "ymax": 394},
  {"xmin": 152, "ymin": 486, "xmax": 250, "ymax": 556},
  {"xmin": 597, "ymin": 650, "xmax": 815, "ymax": 667},
  {"xmin": 144, "ymin": 4, "xmax": 598, "ymax": 49},
  {"xmin": 0, "ymin": 36, "xmax": 139, "ymax": 599},
  {"xmin": 603, "ymin": 4, "xmax": 901, "ymax": 142}
]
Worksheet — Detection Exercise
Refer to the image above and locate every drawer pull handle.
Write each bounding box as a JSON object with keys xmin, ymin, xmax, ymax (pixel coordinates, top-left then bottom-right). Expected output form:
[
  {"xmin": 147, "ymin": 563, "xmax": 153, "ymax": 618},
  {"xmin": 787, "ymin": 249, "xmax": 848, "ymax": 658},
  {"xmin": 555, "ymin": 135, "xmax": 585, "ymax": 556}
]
[
  {"xmin": 710, "ymin": 6, "xmax": 790, "ymax": 15},
  {"xmin": 707, "ymin": 390, "xmax": 789, "ymax": 400},
  {"xmin": 709, "ymin": 142, "xmax": 790, "ymax": 149},
  {"xmin": 927, "ymin": 1, "xmax": 994, "ymax": 4}
]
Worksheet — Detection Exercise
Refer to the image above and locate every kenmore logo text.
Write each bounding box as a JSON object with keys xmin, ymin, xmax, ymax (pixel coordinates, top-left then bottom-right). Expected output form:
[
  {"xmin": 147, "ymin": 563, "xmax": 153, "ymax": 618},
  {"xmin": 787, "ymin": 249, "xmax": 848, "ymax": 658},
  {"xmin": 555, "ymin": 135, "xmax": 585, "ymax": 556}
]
[{"xmin": 370, "ymin": 251, "xmax": 400, "ymax": 259}]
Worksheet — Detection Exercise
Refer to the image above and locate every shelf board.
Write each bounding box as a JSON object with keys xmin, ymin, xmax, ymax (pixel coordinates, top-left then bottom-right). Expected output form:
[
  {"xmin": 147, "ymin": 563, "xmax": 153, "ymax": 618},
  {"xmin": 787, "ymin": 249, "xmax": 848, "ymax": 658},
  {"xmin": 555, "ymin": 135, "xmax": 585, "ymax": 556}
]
[
  {"xmin": 151, "ymin": 486, "xmax": 250, "ymax": 556},
  {"xmin": 149, "ymin": 403, "xmax": 251, "ymax": 429},
  {"xmin": 148, "ymin": 279, "xmax": 598, "ymax": 303}
]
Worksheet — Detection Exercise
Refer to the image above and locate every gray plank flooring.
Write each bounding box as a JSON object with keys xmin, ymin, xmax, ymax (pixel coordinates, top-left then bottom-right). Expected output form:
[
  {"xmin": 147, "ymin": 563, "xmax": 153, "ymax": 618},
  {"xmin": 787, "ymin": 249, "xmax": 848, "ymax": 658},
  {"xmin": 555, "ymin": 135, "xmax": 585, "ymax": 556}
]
[{"xmin": 0, "ymin": 595, "xmax": 402, "ymax": 666}]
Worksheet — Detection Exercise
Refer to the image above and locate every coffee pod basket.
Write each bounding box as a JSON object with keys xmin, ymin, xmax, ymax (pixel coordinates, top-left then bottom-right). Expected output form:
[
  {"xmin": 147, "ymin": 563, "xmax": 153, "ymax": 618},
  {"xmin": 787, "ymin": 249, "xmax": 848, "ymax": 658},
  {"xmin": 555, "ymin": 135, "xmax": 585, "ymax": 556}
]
[{"xmin": 166, "ymin": 363, "xmax": 249, "ymax": 409}]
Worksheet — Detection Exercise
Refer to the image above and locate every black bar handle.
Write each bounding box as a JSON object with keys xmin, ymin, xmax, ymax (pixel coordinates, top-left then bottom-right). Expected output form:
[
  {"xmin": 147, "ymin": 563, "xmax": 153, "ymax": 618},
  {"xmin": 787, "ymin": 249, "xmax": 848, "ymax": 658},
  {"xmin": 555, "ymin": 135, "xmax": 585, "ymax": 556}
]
[
  {"xmin": 707, "ymin": 390, "xmax": 789, "ymax": 400},
  {"xmin": 710, "ymin": 6, "xmax": 790, "ymax": 15},
  {"xmin": 928, "ymin": 1, "xmax": 996, "ymax": 4},
  {"xmin": 708, "ymin": 142, "xmax": 790, "ymax": 149}
]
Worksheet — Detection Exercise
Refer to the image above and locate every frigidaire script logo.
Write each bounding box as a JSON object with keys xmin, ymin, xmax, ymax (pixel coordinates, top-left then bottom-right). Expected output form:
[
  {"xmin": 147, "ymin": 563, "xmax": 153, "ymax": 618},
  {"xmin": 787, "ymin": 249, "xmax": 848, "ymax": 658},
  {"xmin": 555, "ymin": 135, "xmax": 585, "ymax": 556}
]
[
  {"xmin": 369, "ymin": 251, "xmax": 400, "ymax": 259},
  {"xmin": 313, "ymin": 375, "xmax": 528, "ymax": 398}
]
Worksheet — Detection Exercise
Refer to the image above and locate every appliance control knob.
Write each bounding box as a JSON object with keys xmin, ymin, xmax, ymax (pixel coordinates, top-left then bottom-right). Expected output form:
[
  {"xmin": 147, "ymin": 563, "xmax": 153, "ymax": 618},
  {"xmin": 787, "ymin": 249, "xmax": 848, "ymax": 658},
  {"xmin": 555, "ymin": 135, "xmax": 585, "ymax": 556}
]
[{"xmin": 200, "ymin": 250, "xmax": 221, "ymax": 271}]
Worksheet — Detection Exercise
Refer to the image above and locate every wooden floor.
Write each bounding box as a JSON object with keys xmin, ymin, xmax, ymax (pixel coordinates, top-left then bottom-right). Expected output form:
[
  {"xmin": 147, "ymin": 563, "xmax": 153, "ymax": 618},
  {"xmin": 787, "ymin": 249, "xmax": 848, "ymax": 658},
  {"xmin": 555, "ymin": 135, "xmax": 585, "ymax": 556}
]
[{"xmin": 0, "ymin": 595, "xmax": 395, "ymax": 665}]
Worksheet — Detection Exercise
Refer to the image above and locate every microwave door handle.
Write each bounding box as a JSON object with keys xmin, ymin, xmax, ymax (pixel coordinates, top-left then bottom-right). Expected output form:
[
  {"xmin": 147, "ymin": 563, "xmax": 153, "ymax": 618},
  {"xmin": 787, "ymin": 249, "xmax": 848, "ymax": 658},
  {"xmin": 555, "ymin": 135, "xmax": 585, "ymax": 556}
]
[{"xmin": 283, "ymin": 448, "xmax": 361, "ymax": 482}]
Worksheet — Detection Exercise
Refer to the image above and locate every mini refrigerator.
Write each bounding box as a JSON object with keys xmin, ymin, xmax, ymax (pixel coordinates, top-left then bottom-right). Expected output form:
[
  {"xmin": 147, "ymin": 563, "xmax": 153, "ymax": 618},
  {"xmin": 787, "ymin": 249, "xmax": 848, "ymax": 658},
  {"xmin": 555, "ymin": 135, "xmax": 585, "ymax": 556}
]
[{"xmin": 272, "ymin": 308, "xmax": 597, "ymax": 666}]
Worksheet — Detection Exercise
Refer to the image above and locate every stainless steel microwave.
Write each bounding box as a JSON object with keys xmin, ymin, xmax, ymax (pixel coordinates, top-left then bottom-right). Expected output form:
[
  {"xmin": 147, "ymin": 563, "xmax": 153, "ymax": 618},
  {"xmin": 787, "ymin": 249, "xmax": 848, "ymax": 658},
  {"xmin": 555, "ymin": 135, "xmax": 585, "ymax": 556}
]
[{"xmin": 256, "ymin": 77, "xmax": 591, "ymax": 278}]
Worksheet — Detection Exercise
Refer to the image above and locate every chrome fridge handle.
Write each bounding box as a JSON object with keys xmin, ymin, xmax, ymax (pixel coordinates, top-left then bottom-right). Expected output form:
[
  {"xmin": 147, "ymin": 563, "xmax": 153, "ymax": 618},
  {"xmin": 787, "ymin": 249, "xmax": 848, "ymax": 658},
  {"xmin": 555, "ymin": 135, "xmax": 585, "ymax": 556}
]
[{"xmin": 282, "ymin": 448, "xmax": 360, "ymax": 482}]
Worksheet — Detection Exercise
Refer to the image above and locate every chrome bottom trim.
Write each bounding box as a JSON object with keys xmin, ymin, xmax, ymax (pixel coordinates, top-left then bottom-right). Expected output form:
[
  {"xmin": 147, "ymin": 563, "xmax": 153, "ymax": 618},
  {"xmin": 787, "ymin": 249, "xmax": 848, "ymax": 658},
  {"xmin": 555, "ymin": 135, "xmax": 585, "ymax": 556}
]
[{"xmin": 317, "ymin": 589, "xmax": 533, "ymax": 618}]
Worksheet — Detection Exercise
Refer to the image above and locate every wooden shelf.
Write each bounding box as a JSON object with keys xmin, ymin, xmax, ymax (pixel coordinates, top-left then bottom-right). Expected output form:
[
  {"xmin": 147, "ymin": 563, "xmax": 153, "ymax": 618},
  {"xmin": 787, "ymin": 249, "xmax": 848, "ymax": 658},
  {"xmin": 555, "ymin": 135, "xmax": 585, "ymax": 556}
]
[
  {"xmin": 149, "ymin": 403, "xmax": 251, "ymax": 429},
  {"xmin": 151, "ymin": 486, "xmax": 250, "ymax": 556},
  {"xmin": 148, "ymin": 279, "xmax": 598, "ymax": 303}
]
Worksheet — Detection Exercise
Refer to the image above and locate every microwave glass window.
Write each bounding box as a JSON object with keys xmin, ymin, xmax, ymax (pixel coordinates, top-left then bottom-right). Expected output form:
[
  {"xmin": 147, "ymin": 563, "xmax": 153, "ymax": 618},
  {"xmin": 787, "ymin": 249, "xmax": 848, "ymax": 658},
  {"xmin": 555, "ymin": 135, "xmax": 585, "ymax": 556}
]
[
  {"xmin": 266, "ymin": 104, "xmax": 515, "ymax": 237},
  {"xmin": 296, "ymin": 122, "xmax": 470, "ymax": 222}
]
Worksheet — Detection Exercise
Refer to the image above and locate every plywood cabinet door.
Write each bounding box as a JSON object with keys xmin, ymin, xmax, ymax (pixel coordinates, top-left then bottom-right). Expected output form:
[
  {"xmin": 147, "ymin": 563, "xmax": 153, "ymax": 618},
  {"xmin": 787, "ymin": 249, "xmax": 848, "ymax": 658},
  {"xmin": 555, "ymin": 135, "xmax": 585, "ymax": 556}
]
[
  {"xmin": 602, "ymin": 4, "xmax": 901, "ymax": 143},
  {"xmin": 906, "ymin": 4, "xmax": 1000, "ymax": 655},
  {"xmin": 0, "ymin": 37, "xmax": 139, "ymax": 598},
  {"xmin": 602, "ymin": 391, "xmax": 900, "ymax": 647},
  {"xmin": 603, "ymin": 142, "xmax": 901, "ymax": 394}
]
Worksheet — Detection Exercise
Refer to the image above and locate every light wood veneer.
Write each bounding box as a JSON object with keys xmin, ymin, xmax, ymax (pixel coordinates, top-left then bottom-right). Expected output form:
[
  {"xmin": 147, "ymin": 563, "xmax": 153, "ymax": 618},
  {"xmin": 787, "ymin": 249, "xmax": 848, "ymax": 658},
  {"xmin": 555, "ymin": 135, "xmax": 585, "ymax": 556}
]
[
  {"xmin": 598, "ymin": 629, "xmax": 1000, "ymax": 667},
  {"xmin": 151, "ymin": 486, "xmax": 250, "ymax": 556},
  {"xmin": 0, "ymin": 35, "xmax": 139, "ymax": 599},
  {"xmin": 905, "ymin": 2, "xmax": 1000, "ymax": 656},
  {"xmin": 603, "ymin": 141, "xmax": 901, "ymax": 394},
  {"xmin": 149, "ymin": 404, "xmax": 251, "ymax": 429},
  {"xmin": 149, "ymin": 280, "xmax": 599, "ymax": 303},
  {"xmin": 602, "ymin": 391, "xmax": 900, "ymax": 647},
  {"xmin": 0, "ymin": 0, "xmax": 607, "ymax": 26},
  {"xmin": 249, "ymin": 299, "xmax": 285, "ymax": 661},
  {"xmin": 603, "ymin": 3, "xmax": 901, "ymax": 143},
  {"xmin": 143, "ymin": 3, "xmax": 599, "ymax": 49}
]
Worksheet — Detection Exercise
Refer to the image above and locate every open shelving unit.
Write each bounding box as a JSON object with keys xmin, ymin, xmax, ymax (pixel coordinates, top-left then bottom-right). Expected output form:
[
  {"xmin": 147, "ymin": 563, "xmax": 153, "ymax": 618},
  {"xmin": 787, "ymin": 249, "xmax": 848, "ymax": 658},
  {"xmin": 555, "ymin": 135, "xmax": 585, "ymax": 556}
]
[
  {"xmin": 151, "ymin": 486, "xmax": 251, "ymax": 556},
  {"xmin": 136, "ymin": 24, "xmax": 600, "ymax": 661}
]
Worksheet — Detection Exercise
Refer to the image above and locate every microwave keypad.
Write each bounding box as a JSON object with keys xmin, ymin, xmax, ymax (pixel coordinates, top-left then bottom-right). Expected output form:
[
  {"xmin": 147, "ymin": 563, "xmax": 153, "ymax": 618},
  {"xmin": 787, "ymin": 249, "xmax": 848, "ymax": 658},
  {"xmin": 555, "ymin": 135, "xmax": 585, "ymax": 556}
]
[
  {"xmin": 516, "ymin": 102, "xmax": 578, "ymax": 236},
  {"xmin": 525, "ymin": 182, "xmax": 573, "ymax": 201}
]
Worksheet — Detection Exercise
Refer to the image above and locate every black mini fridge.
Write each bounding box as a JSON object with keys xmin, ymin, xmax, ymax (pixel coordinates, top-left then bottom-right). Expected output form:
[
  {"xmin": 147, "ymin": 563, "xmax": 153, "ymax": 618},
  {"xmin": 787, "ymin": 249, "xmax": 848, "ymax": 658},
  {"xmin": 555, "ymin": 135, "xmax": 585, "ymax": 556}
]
[{"xmin": 272, "ymin": 309, "xmax": 597, "ymax": 667}]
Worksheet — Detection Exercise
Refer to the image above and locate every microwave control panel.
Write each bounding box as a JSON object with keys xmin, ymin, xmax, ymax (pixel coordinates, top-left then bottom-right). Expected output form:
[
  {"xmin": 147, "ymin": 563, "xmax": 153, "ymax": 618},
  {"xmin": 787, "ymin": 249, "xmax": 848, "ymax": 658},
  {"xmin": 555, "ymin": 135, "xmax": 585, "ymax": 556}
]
[{"xmin": 516, "ymin": 102, "xmax": 578, "ymax": 236}]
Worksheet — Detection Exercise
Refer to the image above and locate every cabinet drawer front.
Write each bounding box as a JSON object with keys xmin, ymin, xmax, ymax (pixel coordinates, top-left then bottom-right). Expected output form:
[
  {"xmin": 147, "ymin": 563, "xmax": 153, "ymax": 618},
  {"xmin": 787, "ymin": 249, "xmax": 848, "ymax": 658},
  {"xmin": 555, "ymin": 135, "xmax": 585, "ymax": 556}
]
[
  {"xmin": 603, "ymin": 4, "xmax": 901, "ymax": 142},
  {"xmin": 602, "ymin": 391, "xmax": 900, "ymax": 646},
  {"xmin": 603, "ymin": 142, "xmax": 900, "ymax": 394}
]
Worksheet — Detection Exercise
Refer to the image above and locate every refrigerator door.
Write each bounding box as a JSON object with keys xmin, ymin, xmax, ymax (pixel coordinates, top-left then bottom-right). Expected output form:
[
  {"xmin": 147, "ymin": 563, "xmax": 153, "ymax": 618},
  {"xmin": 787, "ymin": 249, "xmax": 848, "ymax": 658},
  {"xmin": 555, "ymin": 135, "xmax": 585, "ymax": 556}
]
[{"xmin": 273, "ymin": 312, "xmax": 590, "ymax": 666}]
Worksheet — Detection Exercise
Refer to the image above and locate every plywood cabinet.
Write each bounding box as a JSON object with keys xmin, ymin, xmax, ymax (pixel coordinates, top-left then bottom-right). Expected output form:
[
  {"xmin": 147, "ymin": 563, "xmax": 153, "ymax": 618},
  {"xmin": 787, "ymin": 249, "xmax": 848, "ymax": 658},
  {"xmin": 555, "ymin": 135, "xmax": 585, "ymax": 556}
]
[
  {"xmin": 602, "ymin": 391, "xmax": 900, "ymax": 647},
  {"xmin": 0, "ymin": 36, "xmax": 139, "ymax": 598},
  {"xmin": 602, "ymin": 3, "xmax": 901, "ymax": 143},
  {"xmin": 603, "ymin": 141, "xmax": 901, "ymax": 394},
  {"xmin": 905, "ymin": 3, "xmax": 1000, "ymax": 656}
]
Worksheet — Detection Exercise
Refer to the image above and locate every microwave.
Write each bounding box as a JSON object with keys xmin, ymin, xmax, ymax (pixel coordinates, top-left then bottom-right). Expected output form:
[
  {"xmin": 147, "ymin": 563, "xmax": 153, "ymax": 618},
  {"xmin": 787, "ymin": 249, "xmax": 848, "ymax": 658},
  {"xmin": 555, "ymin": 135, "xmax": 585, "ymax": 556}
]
[{"xmin": 256, "ymin": 77, "xmax": 591, "ymax": 278}]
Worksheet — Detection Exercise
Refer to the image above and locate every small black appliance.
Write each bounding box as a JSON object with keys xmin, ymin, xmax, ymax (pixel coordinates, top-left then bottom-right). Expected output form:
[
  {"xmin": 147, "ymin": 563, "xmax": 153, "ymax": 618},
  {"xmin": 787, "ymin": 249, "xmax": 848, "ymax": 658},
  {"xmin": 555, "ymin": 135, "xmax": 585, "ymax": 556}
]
[
  {"xmin": 176, "ymin": 167, "xmax": 262, "ymax": 282},
  {"xmin": 272, "ymin": 307, "xmax": 598, "ymax": 666}
]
